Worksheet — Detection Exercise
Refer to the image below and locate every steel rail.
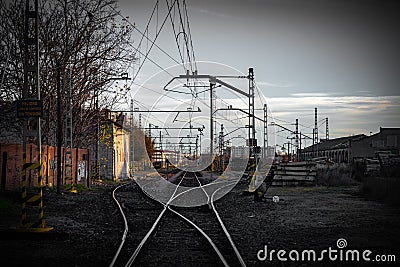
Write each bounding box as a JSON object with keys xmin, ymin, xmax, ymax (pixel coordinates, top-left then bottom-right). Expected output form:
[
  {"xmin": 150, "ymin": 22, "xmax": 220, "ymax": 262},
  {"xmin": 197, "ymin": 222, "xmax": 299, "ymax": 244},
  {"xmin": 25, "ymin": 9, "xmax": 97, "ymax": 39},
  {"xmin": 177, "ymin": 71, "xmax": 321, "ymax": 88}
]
[
  {"xmin": 167, "ymin": 206, "xmax": 229, "ymax": 267},
  {"xmin": 192, "ymin": 171, "xmax": 247, "ymax": 267},
  {"xmin": 125, "ymin": 172, "xmax": 187, "ymax": 267},
  {"xmin": 211, "ymin": 185, "xmax": 247, "ymax": 267},
  {"xmin": 111, "ymin": 173, "xmax": 243, "ymax": 267},
  {"xmin": 109, "ymin": 183, "xmax": 130, "ymax": 267},
  {"xmin": 125, "ymin": 174, "xmax": 232, "ymax": 267}
]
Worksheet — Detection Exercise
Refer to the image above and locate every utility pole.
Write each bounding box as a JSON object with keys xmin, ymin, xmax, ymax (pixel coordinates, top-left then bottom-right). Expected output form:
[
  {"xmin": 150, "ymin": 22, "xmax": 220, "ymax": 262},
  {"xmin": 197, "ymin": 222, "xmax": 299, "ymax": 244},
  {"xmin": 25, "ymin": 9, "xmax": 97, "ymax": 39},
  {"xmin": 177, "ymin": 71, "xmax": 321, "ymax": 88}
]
[
  {"xmin": 312, "ymin": 129, "xmax": 314, "ymax": 146},
  {"xmin": 299, "ymin": 132, "xmax": 302, "ymax": 160},
  {"xmin": 219, "ymin": 124, "xmax": 224, "ymax": 171},
  {"xmin": 270, "ymin": 122, "xmax": 312, "ymax": 141},
  {"xmin": 130, "ymin": 99, "xmax": 134, "ymax": 176},
  {"xmin": 162, "ymin": 70, "xmax": 254, "ymax": 178},
  {"xmin": 210, "ymin": 78, "xmax": 216, "ymax": 172},
  {"xmin": 326, "ymin": 117, "xmax": 329, "ymax": 140},
  {"xmin": 195, "ymin": 135, "xmax": 199, "ymax": 159},
  {"xmin": 18, "ymin": 0, "xmax": 51, "ymax": 231},
  {"xmin": 159, "ymin": 131, "xmax": 163, "ymax": 150},
  {"xmin": 314, "ymin": 107, "xmax": 318, "ymax": 144},
  {"xmin": 248, "ymin": 68, "xmax": 256, "ymax": 153},
  {"xmin": 314, "ymin": 107, "xmax": 318, "ymax": 157},
  {"xmin": 64, "ymin": 67, "xmax": 75, "ymax": 192},
  {"xmin": 263, "ymin": 104, "xmax": 268, "ymax": 158},
  {"xmin": 295, "ymin": 118, "xmax": 299, "ymax": 160},
  {"xmin": 94, "ymin": 84, "xmax": 99, "ymax": 181},
  {"xmin": 56, "ymin": 64, "xmax": 62, "ymax": 194}
]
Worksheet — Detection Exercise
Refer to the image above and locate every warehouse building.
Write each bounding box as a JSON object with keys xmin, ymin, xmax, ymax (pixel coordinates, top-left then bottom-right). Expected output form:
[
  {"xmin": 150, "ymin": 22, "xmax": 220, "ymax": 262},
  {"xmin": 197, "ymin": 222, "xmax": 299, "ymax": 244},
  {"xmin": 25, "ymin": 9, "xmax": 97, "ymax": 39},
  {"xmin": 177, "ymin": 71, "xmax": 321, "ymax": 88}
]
[{"xmin": 298, "ymin": 127, "xmax": 400, "ymax": 163}]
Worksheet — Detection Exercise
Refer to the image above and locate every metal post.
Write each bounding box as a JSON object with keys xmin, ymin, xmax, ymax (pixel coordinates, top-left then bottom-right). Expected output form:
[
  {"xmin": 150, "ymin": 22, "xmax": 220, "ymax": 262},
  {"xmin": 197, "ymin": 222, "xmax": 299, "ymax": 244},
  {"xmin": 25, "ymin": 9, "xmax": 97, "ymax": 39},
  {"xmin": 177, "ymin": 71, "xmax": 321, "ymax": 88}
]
[
  {"xmin": 314, "ymin": 107, "xmax": 318, "ymax": 144},
  {"xmin": 130, "ymin": 99, "xmax": 134, "ymax": 176},
  {"xmin": 210, "ymin": 79, "xmax": 216, "ymax": 172},
  {"xmin": 263, "ymin": 104, "xmax": 268, "ymax": 158},
  {"xmin": 326, "ymin": 117, "xmax": 329, "ymax": 140},
  {"xmin": 148, "ymin": 124, "xmax": 152, "ymax": 139},
  {"xmin": 295, "ymin": 118, "xmax": 299, "ymax": 160},
  {"xmin": 315, "ymin": 107, "xmax": 318, "ymax": 157},
  {"xmin": 195, "ymin": 135, "xmax": 199, "ymax": 159},
  {"xmin": 247, "ymin": 68, "xmax": 257, "ymax": 192},
  {"xmin": 56, "ymin": 64, "xmax": 62, "ymax": 194},
  {"xmin": 159, "ymin": 131, "xmax": 163, "ymax": 166},
  {"xmin": 299, "ymin": 132, "xmax": 302, "ymax": 150},
  {"xmin": 248, "ymin": 68, "xmax": 255, "ymax": 152},
  {"xmin": 94, "ymin": 85, "xmax": 99, "ymax": 180},
  {"xmin": 312, "ymin": 128, "xmax": 315, "ymax": 147},
  {"xmin": 20, "ymin": 0, "xmax": 51, "ymax": 231},
  {"xmin": 299, "ymin": 132, "xmax": 302, "ymax": 160},
  {"xmin": 64, "ymin": 68, "xmax": 75, "ymax": 192},
  {"xmin": 219, "ymin": 124, "xmax": 224, "ymax": 171}
]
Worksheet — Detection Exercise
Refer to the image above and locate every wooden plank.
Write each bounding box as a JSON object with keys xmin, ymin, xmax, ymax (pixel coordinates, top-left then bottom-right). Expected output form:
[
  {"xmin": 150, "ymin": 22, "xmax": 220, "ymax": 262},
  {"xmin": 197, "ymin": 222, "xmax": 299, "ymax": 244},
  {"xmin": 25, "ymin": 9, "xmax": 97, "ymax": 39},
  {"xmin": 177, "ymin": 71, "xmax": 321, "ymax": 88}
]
[
  {"xmin": 274, "ymin": 170, "xmax": 317, "ymax": 176},
  {"xmin": 272, "ymin": 180, "xmax": 315, "ymax": 186},
  {"xmin": 276, "ymin": 166, "xmax": 316, "ymax": 170},
  {"xmin": 279, "ymin": 162, "xmax": 316, "ymax": 167},
  {"xmin": 274, "ymin": 175, "xmax": 315, "ymax": 181}
]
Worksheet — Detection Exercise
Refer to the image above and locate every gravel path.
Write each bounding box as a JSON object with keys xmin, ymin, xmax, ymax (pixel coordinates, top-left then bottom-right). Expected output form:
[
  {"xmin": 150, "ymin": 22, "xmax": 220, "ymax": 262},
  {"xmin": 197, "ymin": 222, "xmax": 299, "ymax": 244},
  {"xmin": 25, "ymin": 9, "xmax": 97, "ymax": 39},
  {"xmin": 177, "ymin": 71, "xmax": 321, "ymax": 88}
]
[{"xmin": 1, "ymin": 182, "xmax": 399, "ymax": 266}]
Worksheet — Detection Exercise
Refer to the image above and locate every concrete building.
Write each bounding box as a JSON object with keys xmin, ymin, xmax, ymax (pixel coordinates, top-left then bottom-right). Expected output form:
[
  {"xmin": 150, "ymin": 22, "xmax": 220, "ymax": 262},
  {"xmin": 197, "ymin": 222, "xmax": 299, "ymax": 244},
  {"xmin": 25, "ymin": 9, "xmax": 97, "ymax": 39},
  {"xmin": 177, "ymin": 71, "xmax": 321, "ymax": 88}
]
[
  {"xmin": 297, "ymin": 127, "xmax": 400, "ymax": 163},
  {"xmin": 98, "ymin": 111, "xmax": 131, "ymax": 180},
  {"xmin": 351, "ymin": 128, "xmax": 400, "ymax": 160}
]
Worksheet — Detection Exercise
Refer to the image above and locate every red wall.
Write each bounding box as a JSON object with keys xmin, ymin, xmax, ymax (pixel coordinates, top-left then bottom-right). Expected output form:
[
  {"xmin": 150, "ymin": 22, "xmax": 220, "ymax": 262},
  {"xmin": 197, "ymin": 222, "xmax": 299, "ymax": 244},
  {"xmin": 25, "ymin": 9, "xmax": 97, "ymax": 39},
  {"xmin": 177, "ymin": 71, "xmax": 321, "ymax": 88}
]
[{"xmin": 0, "ymin": 144, "xmax": 91, "ymax": 190}]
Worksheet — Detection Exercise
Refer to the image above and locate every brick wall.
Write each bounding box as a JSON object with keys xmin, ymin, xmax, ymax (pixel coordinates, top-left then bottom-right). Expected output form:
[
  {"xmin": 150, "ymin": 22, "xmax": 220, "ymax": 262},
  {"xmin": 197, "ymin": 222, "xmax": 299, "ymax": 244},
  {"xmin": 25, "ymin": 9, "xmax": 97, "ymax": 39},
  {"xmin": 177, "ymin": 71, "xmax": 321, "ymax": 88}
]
[{"xmin": 0, "ymin": 143, "xmax": 90, "ymax": 190}]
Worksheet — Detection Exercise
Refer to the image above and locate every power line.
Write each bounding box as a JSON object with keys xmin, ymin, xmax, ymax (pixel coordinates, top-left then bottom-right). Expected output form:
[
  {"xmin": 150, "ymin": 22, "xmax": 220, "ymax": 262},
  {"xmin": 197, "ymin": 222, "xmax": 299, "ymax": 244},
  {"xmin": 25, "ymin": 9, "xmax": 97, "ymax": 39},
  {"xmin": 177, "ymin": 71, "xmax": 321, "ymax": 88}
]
[
  {"xmin": 165, "ymin": 0, "xmax": 186, "ymax": 71},
  {"xmin": 183, "ymin": 0, "xmax": 197, "ymax": 71},
  {"xmin": 132, "ymin": 0, "xmax": 178, "ymax": 81},
  {"xmin": 110, "ymin": 3, "xmax": 182, "ymax": 67}
]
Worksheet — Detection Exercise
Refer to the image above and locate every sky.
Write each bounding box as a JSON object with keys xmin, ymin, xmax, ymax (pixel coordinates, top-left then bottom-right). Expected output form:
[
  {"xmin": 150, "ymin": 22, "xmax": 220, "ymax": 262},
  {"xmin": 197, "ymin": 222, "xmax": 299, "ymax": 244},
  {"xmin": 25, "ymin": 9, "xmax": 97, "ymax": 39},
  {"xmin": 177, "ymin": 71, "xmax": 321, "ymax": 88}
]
[{"xmin": 116, "ymin": 0, "xmax": 400, "ymax": 148}]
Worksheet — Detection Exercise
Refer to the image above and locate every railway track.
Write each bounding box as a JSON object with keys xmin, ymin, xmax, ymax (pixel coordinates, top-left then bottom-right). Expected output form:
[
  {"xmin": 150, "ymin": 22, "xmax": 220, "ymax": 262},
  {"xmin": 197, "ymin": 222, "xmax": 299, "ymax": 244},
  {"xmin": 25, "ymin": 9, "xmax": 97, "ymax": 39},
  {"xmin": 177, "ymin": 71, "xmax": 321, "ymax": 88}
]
[{"xmin": 109, "ymin": 172, "xmax": 247, "ymax": 267}]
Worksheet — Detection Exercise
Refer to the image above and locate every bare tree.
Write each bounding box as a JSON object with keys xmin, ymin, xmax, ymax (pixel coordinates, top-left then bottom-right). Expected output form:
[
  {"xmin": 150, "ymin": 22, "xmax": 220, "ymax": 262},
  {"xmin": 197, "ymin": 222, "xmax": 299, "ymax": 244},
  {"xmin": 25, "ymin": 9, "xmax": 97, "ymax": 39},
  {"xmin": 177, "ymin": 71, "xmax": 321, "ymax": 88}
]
[{"xmin": 0, "ymin": 0, "xmax": 135, "ymax": 148}]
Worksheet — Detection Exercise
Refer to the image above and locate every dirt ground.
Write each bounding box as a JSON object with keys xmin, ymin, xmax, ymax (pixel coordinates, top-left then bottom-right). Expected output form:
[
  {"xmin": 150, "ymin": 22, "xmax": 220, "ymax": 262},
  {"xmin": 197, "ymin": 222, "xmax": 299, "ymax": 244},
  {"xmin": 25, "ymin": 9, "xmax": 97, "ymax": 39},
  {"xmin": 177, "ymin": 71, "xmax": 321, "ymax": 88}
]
[{"xmin": 1, "ymin": 181, "xmax": 399, "ymax": 267}]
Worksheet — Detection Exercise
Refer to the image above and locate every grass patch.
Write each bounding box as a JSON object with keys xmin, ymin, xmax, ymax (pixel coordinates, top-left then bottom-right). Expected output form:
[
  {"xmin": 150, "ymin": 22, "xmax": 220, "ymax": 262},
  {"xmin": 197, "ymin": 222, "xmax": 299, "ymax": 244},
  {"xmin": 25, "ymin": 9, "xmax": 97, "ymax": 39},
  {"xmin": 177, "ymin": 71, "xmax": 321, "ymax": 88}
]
[
  {"xmin": 63, "ymin": 184, "xmax": 89, "ymax": 192},
  {"xmin": 316, "ymin": 165, "xmax": 359, "ymax": 186},
  {"xmin": 99, "ymin": 179, "xmax": 116, "ymax": 184}
]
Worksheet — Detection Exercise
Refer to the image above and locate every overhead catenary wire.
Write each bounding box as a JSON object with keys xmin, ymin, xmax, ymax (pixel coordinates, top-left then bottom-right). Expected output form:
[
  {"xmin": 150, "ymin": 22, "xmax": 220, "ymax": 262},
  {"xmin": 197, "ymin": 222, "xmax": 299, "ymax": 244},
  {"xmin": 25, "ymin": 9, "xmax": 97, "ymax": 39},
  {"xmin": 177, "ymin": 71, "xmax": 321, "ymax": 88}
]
[
  {"xmin": 183, "ymin": 0, "xmax": 197, "ymax": 72},
  {"xmin": 75, "ymin": 0, "xmax": 248, "ymax": 143},
  {"xmin": 75, "ymin": 0, "xmax": 180, "ymax": 87},
  {"xmin": 110, "ymin": 4, "xmax": 183, "ymax": 67},
  {"xmin": 175, "ymin": 0, "xmax": 194, "ymax": 74},
  {"xmin": 165, "ymin": 0, "xmax": 187, "ymax": 71},
  {"xmin": 70, "ymin": 0, "xmax": 176, "ymax": 110},
  {"xmin": 130, "ymin": 0, "xmax": 178, "ymax": 81}
]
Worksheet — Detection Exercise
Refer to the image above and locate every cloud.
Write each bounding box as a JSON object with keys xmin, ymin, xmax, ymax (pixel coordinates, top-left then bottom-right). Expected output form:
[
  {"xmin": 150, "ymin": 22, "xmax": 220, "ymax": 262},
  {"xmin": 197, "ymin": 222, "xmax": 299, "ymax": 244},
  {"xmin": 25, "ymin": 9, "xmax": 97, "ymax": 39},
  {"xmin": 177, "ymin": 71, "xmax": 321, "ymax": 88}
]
[
  {"xmin": 290, "ymin": 92, "xmax": 331, "ymax": 97},
  {"xmin": 256, "ymin": 81, "xmax": 294, "ymax": 88},
  {"xmin": 265, "ymin": 95, "xmax": 400, "ymax": 139},
  {"xmin": 191, "ymin": 7, "xmax": 243, "ymax": 21}
]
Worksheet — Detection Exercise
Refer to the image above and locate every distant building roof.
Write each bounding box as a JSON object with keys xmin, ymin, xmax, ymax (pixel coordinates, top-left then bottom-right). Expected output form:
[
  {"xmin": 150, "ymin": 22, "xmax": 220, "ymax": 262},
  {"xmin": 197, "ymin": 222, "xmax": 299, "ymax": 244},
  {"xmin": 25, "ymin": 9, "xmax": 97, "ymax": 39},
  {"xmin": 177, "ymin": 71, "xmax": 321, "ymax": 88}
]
[
  {"xmin": 379, "ymin": 127, "xmax": 400, "ymax": 134},
  {"xmin": 300, "ymin": 134, "xmax": 366, "ymax": 152}
]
